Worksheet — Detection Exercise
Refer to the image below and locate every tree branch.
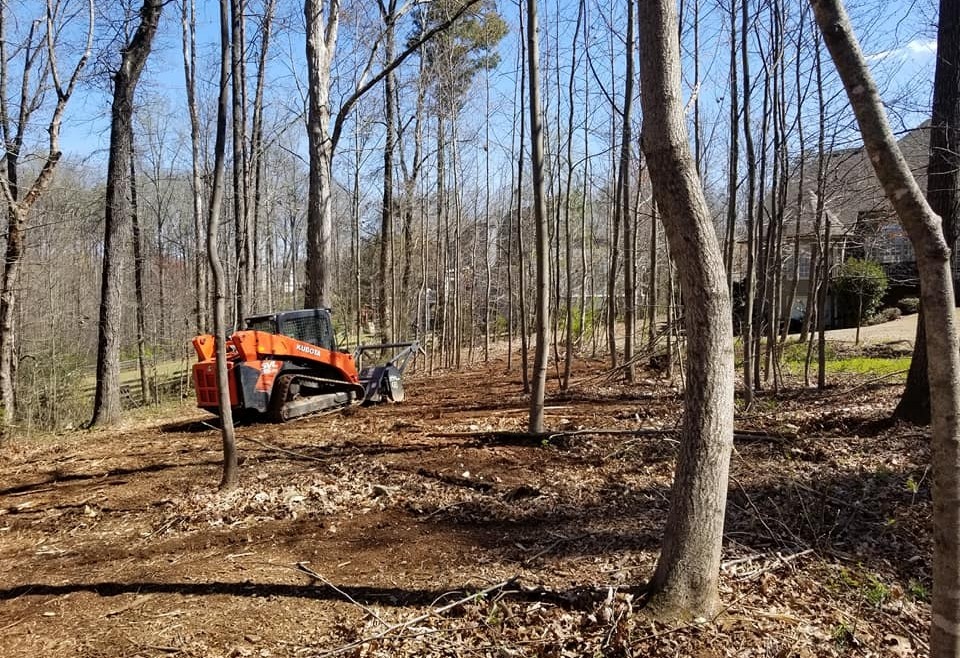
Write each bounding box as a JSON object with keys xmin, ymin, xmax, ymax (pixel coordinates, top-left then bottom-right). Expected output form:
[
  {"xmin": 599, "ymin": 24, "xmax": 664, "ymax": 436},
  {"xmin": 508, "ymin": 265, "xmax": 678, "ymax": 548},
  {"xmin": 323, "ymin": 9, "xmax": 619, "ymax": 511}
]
[
  {"xmin": 330, "ymin": 0, "xmax": 483, "ymax": 153},
  {"xmin": 20, "ymin": 0, "xmax": 93, "ymax": 211}
]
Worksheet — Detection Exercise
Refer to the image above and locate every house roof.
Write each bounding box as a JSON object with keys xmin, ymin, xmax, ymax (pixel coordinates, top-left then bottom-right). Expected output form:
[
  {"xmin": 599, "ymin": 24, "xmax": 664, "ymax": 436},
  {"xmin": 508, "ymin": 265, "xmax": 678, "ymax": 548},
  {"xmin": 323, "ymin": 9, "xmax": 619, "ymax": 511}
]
[{"xmin": 780, "ymin": 121, "xmax": 930, "ymax": 238}]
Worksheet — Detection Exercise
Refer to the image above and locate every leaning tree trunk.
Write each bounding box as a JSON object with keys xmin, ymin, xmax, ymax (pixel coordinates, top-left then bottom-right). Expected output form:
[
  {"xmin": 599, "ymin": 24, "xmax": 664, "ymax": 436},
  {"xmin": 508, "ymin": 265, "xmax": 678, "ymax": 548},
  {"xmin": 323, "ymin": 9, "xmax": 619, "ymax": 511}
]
[
  {"xmin": 638, "ymin": 0, "xmax": 735, "ymax": 619},
  {"xmin": 810, "ymin": 2, "xmax": 960, "ymax": 656},
  {"xmin": 894, "ymin": 0, "xmax": 960, "ymax": 425},
  {"xmin": 91, "ymin": 0, "xmax": 163, "ymax": 428}
]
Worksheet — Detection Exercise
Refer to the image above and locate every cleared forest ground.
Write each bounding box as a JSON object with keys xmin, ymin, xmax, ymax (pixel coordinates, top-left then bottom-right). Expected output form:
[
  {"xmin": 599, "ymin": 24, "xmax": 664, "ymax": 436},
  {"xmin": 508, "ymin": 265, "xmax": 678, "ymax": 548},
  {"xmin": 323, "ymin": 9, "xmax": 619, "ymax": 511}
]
[{"xmin": 0, "ymin": 354, "xmax": 931, "ymax": 657}]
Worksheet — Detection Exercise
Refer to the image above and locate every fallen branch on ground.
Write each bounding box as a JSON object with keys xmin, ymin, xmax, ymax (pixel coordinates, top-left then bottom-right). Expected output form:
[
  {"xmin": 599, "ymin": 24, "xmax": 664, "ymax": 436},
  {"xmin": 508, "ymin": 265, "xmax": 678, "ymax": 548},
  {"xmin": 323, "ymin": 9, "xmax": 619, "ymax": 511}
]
[
  {"xmin": 426, "ymin": 428, "xmax": 793, "ymax": 445},
  {"xmin": 296, "ymin": 562, "xmax": 386, "ymax": 626},
  {"xmin": 241, "ymin": 436, "xmax": 326, "ymax": 463},
  {"xmin": 313, "ymin": 577, "xmax": 518, "ymax": 657}
]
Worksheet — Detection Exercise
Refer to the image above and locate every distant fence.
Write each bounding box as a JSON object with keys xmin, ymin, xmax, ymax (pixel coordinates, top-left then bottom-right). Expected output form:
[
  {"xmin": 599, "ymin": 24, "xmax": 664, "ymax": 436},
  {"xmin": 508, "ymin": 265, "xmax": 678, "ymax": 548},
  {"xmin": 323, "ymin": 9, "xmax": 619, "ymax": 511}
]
[{"xmin": 79, "ymin": 357, "xmax": 193, "ymax": 407}]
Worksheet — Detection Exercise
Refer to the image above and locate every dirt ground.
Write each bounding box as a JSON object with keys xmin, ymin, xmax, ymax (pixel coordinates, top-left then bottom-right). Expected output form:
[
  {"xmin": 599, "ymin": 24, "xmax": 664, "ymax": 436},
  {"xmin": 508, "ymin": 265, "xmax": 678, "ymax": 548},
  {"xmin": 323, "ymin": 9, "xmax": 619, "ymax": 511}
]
[{"xmin": 0, "ymin": 356, "xmax": 932, "ymax": 657}]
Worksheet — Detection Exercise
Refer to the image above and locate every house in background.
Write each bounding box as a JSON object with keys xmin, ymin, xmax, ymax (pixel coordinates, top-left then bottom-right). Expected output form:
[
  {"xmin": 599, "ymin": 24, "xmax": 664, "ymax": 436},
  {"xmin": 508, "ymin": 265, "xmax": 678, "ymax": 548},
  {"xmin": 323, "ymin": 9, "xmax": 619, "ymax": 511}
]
[{"xmin": 753, "ymin": 121, "xmax": 945, "ymax": 327}]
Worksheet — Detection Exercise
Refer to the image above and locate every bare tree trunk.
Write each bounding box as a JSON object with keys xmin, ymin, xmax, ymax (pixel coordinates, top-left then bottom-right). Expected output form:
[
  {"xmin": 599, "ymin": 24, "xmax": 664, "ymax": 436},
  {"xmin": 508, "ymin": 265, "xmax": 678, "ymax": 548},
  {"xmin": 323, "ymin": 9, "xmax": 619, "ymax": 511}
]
[
  {"xmin": 181, "ymin": 0, "xmax": 207, "ymax": 334},
  {"xmin": 249, "ymin": 0, "xmax": 276, "ymax": 313},
  {"xmin": 231, "ymin": 0, "xmax": 250, "ymax": 321},
  {"xmin": 526, "ymin": 0, "xmax": 549, "ymax": 434},
  {"xmin": 723, "ymin": 1, "xmax": 738, "ymax": 297},
  {"xmin": 0, "ymin": 1, "xmax": 92, "ymax": 429},
  {"xmin": 753, "ymin": 44, "xmax": 771, "ymax": 389},
  {"xmin": 811, "ymin": 3, "xmax": 960, "ymax": 656},
  {"xmin": 211, "ymin": 0, "xmax": 238, "ymax": 490},
  {"xmin": 607, "ymin": 178, "xmax": 621, "ymax": 369},
  {"xmin": 648, "ymin": 203, "xmax": 659, "ymax": 350},
  {"xmin": 580, "ymin": 0, "xmax": 593, "ymax": 351},
  {"xmin": 506, "ymin": 44, "xmax": 520, "ymax": 371},
  {"xmin": 304, "ymin": 0, "xmax": 340, "ymax": 309},
  {"xmin": 768, "ymin": 0, "xmax": 789, "ymax": 389},
  {"xmin": 301, "ymin": 0, "xmax": 476, "ymax": 313},
  {"xmin": 400, "ymin": 55, "xmax": 426, "ymax": 342},
  {"xmin": 740, "ymin": 0, "xmax": 757, "ymax": 405},
  {"xmin": 377, "ymin": 0, "xmax": 397, "ymax": 343},
  {"xmin": 895, "ymin": 0, "xmax": 959, "ymax": 425},
  {"xmin": 484, "ymin": 66, "xmax": 492, "ymax": 363},
  {"xmin": 561, "ymin": 0, "xmax": 584, "ymax": 390},
  {"xmin": 780, "ymin": 6, "xmax": 808, "ymax": 347},
  {"xmin": 92, "ymin": 0, "xmax": 163, "ymax": 428},
  {"xmin": 639, "ymin": 0, "xmax": 734, "ymax": 618},
  {"xmin": 620, "ymin": 0, "xmax": 637, "ymax": 382},
  {"xmin": 436, "ymin": 118, "xmax": 448, "ymax": 368},
  {"xmin": 516, "ymin": 5, "xmax": 530, "ymax": 392},
  {"xmin": 814, "ymin": 38, "xmax": 829, "ymax": 390},
  {"xmin": 451, "ymin": 123, "xmax": 463, "ymax": 369},
  {"xmin": 352, "ymin": 126, "xmax": 362, "ymax": 345},
  {"xmin": 129, "ymin": 141, "xmax": 150, "ymax": 405}
]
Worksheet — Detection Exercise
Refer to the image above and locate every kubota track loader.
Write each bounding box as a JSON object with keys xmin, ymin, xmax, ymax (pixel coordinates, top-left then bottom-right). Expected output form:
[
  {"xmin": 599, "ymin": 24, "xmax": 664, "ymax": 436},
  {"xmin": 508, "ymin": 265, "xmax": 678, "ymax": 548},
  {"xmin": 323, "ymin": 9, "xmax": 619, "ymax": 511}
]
[{"xmin": 191, "ymin": 308, "xmax": 419, "ymax": 422}]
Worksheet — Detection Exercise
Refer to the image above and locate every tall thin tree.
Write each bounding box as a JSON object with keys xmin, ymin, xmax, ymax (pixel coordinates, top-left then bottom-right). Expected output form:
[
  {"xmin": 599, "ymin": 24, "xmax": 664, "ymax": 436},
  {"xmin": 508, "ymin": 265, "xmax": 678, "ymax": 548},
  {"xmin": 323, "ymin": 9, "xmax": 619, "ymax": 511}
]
[
  {"xmin": 526, "ymin": 0, "xmax": 549, "ymax": 434},
  {"xmin": 181, "ymin": 0, "xmax": 207, "ymax": 334},
  {"xmin": 211, "ymin": 0, "xmax": 238, "ymax": 489},
  {"xmin": 91, "ymin": 0, "xmax": 163, "ymax": 427}
]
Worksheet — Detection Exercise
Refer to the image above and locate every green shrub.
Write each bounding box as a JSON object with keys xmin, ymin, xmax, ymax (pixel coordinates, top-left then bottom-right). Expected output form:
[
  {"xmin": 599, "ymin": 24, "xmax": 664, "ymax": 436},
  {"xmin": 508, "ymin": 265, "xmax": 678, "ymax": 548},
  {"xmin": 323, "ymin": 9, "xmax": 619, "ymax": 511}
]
[
  {"xmin": 833, "ymin": 258, "xmax": 888, "ymax": 328},
  {"xmin": 897, "ymin": 297, "xmax": 920, "ymax": 315},
  {"xmin": 867, "ymin": 307, "xmax": 901, "ymax": 325}
]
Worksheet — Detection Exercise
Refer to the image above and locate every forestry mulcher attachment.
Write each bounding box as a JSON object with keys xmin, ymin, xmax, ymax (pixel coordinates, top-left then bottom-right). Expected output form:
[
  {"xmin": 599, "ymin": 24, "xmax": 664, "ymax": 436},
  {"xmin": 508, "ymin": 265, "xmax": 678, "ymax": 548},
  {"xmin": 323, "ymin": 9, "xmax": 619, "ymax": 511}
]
[{"xmin": 191, "ymin": 308, "xmax": 419, "ymax": 422}]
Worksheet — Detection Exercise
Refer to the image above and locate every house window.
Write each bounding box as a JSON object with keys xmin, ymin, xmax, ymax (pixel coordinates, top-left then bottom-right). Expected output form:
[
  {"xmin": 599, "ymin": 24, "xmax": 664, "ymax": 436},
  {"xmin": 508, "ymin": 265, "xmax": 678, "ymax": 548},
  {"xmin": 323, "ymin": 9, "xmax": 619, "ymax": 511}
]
[
  {"xmin": 875, "ymin": 224, "xmax": 914, "ymax": 264},
  {"xmin": 798, "ymin": 250, "xmax": 811, "ymax": 279}
]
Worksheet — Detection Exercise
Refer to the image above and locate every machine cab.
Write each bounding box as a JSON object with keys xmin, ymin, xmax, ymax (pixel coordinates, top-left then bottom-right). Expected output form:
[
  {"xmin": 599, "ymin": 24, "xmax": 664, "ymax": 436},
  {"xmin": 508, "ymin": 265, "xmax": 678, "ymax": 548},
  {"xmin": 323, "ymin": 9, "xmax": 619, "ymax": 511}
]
[{"xmin": 244, "ymin": 308, "xmax": 337, "ymax": 351}]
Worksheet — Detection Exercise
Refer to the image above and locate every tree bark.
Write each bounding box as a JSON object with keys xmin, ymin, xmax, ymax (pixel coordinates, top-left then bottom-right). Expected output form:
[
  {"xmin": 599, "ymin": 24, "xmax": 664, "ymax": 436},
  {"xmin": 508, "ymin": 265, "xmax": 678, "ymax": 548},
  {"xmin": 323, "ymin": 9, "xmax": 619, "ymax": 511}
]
[
  {"xmin": 638, "ymin": 0, "xmax": 735, "ymax": 619},
  {"xmin": 648, "ymin": 203, "xmax": 659, "ymax": 351},
  {"xmin": 810, "ymin": 2, "xmax": 960, "ymax": 656},
  {"xmin": 722, "ymin": 1, "xmax": 738, "ymax": 299},
  {"xmin": 304, "ymin": 0, "xmax": 340, "ymax": 309},
  {"xmin": 895, "ymin": 0, "xmax": 960, "ymax": 425},
  {"xmin": 740, "ymin": 0, "xmax": 757, "ymax": 405},
  {"xmin": 561, "ymin": 0, "xmax": 584, "ymax": 390},
  {"xmin": 129, "ymin": 140, "xmax": 150, "ymax": 405},
  {"xmin": 211, "ymin": 0, "xmax": 238, "ymax": 490},
  {"xmin": 526, "ymin": 0, "xmax": 549, "ymax": 434},
  {"xmin": 377, "ymin": 0, "xmax": 397, "ymax": 343},
  {"xmin": 620, "ymin": 0, "xmax": 636, "ymax": 383},
  {"xmin": 230, "ymin": 0, "xmax": 250, "ymax": 321},
  {"xmin": 249, "ymin": 0, "xmax": 276, "ymax": 316},
  {"xmin": 92, "ymin": 0, "xmax": 163, "ymax": 428}
]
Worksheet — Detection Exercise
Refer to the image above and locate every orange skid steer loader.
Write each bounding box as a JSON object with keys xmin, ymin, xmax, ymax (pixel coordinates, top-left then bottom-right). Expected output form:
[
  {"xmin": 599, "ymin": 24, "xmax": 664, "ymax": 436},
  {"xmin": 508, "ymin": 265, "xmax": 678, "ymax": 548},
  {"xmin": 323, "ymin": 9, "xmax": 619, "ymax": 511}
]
[{"xmin": 192, "ymin": 308, "xmax": 419, "ymax": 422}]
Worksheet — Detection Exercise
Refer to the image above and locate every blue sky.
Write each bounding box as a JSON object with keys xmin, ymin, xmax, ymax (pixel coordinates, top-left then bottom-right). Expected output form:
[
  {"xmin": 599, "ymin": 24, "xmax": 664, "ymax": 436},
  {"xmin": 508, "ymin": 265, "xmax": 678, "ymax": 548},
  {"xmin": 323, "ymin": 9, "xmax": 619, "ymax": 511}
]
[{"xmin": 9, "ymin": 0, "xmax": 942, "ymax": 188}]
